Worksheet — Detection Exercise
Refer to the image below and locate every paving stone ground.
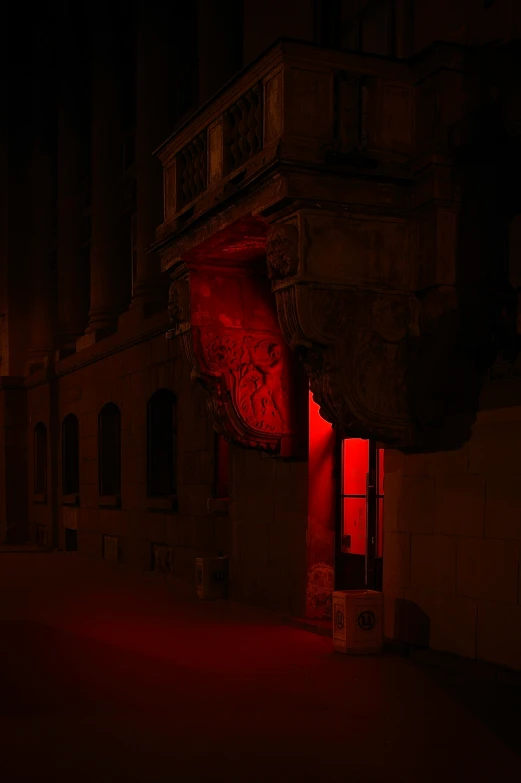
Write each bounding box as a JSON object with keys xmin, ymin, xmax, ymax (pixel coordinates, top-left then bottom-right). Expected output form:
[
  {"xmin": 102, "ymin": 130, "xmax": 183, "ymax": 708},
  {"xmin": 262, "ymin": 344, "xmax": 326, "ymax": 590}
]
[{"xmin": 0, "ymin": 552, "xmax": 520, "ymax": 782}]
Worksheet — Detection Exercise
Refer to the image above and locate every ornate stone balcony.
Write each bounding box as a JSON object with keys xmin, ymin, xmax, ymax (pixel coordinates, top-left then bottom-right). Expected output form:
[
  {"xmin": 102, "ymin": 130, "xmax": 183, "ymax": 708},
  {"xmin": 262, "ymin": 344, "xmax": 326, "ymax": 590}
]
[
  {"xmin": 153, "ymin": 39, "xmax": 515, "ymax": 454},
  {"xmin": 155, "ymin": 39, "xmax": 465, "ymax": 258}
]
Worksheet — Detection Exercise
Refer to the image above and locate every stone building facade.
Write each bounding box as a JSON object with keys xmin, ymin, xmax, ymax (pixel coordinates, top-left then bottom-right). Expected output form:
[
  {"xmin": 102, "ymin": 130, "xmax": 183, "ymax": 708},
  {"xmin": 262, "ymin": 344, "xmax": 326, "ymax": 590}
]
[{"xmin": 2, "ymin": 1, "xmax": 521, "ymax": 670}]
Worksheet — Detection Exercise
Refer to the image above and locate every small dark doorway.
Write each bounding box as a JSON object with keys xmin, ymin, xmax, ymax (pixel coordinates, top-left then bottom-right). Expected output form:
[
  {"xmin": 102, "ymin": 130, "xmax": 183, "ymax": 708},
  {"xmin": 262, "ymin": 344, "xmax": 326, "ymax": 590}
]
[{"xmin": 336, "ymin": 437, "xmax": 384, "ymax": 591}]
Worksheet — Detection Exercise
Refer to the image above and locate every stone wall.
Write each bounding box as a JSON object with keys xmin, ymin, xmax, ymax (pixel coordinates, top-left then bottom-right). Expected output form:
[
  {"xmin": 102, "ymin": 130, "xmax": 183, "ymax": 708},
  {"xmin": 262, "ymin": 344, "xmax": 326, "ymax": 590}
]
[
  {"xmin": 26, "ymin": 319, "xmax": 224, "ymax": 584},
  {"xmin": 229, "ymin": 446, "xmax": 308, "ymax": 616},
  {"xmin": 384, "ymin": 405, "xmax": 521, "ymax": 671},
  {"xmin": 24, "ymin": 314, "xmax": 317, "ymax": 615}
]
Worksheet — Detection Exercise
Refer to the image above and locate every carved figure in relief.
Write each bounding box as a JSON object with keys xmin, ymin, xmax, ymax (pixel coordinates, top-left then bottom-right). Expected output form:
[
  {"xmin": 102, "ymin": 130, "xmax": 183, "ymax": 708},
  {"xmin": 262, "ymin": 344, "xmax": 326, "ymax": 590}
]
[
  {"xmin": 266, "ymin": 223, "xmax": 299, "ymax": 281},
  {"xmin": 205, "ymin": 335, "xmax": 244, "ymax": 372},
  {"xmin": 202, "ymin": 333, "xmax": 289, "ymax": 435},
  {"xmin": 244, "ymin": 338, "xmax": 287, "ymax": 429}
]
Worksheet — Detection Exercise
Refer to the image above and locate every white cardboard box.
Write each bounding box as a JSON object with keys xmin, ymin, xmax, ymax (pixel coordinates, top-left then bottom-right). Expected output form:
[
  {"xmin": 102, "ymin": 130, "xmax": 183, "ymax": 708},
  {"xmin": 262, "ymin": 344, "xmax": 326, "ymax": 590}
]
[{"xmin": 332, "ymin": 590, "xmax": 383, "ymax": 655}]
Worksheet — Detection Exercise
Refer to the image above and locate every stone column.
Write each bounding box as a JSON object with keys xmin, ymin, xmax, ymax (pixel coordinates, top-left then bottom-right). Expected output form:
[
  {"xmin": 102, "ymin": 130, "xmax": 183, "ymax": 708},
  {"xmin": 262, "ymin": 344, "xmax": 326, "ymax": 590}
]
[
  {"xmin": 131, "ymin": 2, "xmax": 174, "ymax": 314},
  {"xmin": 85, "ymin": 19, "xmax": 127, "ymax": 337},
  {"xmin": 57, "ymin": 19, "xmax": 90, "ymax": 349},
  {"xmin": 27, "ymin": 28, "xmax": 57, "ymax": 370}
]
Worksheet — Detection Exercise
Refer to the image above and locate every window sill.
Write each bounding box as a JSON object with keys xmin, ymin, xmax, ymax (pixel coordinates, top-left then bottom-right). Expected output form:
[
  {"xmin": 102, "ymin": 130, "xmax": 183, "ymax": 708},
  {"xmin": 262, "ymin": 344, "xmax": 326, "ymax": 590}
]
[
  {"xmin": 207, "ymin": 497, "xmax": 230, "ymax": 515},
  {"xmin": 33, "ymin": 493, "xmax": 47, "ymax": 505},
  {"xmin": 99, "ymin": 495, "xmax": 121, "ymax": 509},
  {"xmin": 62, "ymin": 493, "xmax": 79, "ymax": 506},
  {"xmin": 146, "ymin": 496, "xmax": 178, "ymax": 512}
]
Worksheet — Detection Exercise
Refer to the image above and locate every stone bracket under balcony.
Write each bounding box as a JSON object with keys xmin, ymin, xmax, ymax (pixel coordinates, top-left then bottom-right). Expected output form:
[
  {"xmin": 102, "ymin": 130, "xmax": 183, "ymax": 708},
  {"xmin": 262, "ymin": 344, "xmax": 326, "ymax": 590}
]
[
  {"xmin": 266, "ymin": 216, "xmax": 420, "ymax": 447},
  {"xmin": 265, "ymin": 214, "xmax": 505, "ymax": 452},
  {"xmin": 166, "ymin": 230, "xmax": 306, "ymax": 458},
  {"xmin": 154, "ymin": 39, "xmax": 507, "ymax": 452}
]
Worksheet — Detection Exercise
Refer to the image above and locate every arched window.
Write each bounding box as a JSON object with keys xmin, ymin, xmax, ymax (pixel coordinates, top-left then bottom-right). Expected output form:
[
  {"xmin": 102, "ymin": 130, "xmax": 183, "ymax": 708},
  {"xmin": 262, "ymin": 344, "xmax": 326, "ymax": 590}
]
[
  {"xmin": 34, "ymin": 422, "xmax": 48, "ymax": 495},
  {"xmin": 62, "ymin": 414, "xmax": 80, "ymax": 495},
  {"xmin": 147, "ymin": 389, "xmax": 177, "ymax": 497},
  {"xmin": 98, "ymin": 403, "xmax": 121, "ymax": 497}
]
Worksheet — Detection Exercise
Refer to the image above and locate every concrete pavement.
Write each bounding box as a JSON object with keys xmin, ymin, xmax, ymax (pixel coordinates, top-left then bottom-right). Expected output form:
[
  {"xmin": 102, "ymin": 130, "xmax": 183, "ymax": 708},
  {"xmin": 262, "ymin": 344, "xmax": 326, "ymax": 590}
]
[{"xmin": 0, "ymin": 552, "xmax": 520, "ymax": 782}]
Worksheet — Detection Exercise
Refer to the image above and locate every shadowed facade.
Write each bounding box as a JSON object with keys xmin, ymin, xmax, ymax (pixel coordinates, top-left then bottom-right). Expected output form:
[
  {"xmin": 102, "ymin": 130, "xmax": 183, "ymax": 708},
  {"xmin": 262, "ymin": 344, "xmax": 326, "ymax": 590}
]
[{"xmin": 2, "ymin": 0, "xmax": 521, "ymax": 672}]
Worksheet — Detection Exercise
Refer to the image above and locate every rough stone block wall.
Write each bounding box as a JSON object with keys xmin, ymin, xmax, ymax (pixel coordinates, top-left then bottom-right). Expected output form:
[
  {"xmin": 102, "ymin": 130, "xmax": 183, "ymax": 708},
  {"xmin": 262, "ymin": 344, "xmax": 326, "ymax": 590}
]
[{"xmin": 384, "ymin": 406, "xmax": 521, "ymax": 671}]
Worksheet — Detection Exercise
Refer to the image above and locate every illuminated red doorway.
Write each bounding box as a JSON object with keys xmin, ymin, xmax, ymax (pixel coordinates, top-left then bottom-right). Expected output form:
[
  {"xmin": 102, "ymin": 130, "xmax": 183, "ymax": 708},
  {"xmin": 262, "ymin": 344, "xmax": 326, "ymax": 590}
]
[{"xmin": 336, "ymin": 438, "xmax": 384, "ymax": 591}]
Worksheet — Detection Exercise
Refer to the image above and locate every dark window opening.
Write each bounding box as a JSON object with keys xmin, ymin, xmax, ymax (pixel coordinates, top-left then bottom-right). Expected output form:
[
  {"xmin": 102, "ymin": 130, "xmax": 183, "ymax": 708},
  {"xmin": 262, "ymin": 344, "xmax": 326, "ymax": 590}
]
[
  {"xmin": 147, "ymin": 389, "xmax": 177, "ymax": 497},
  {"xmin": 65, "ymin": 528, "xmax": 78, "ymax": 552},
  {"xmin": 214, "ymin": 433, "xmax": 230, "ymax": 499},
  {"xmin": 98, "ymin": 403, "xmax": 121, "ymax": 496},
  {"xmin": 62, "ymin": 413, "xmax": 80, "ymax": 495},
  {"xmin": 34, "ymin": 422, "xmax": 48, "ymax": 495},
  {"xmin": 329, "ymin": 0, "xmax": 407, "ymax": 58}
]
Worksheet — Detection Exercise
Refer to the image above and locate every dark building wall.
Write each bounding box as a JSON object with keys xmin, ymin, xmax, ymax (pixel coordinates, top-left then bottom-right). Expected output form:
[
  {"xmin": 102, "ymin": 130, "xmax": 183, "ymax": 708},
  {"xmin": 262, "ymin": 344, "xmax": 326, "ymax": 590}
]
[
  {"xmin": 3, "ymin": 0, "xmax": 521, "ymax": 647},
  {"xmin": 242, "ymin": 0, "xmax": 316, "ymax": 62}
]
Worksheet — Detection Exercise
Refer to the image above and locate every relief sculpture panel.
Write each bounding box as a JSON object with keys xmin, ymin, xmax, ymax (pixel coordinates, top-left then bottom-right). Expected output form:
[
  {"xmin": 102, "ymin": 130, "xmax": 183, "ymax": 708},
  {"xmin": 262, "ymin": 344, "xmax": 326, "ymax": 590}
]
[{"xmin": 169, "ymin": 262, "xmax": 303, "ymax": 457}]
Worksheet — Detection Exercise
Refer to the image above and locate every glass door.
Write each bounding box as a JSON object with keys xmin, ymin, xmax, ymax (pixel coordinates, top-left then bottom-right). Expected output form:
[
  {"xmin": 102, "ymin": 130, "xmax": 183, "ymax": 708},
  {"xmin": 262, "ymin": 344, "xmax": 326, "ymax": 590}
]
[{"xmin": 336, "ymin": 437, "xmax": 384, "ymax": 591}]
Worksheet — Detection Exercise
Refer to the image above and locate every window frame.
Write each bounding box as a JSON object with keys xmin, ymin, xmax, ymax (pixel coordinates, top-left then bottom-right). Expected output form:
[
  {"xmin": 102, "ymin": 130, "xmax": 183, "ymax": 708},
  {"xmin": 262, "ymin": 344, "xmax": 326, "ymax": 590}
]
[{"xmin": 339, "ymin": 437, "xmax": 384, "ymax": 589}]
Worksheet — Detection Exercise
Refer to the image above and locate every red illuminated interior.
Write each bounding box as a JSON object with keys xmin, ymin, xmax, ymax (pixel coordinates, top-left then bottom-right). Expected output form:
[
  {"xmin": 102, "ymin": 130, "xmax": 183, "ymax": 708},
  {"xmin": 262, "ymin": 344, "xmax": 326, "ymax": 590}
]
[{"xmin": 341, "ymin": 438, "xmax": 384, "ymax": 558}]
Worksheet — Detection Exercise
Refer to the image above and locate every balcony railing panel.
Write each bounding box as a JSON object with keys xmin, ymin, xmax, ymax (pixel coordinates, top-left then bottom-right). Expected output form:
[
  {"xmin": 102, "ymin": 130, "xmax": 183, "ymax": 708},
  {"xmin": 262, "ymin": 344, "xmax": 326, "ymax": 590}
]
[{"xmin": 156, "ymin": 40, "xmax": 467, "ymax": 242}]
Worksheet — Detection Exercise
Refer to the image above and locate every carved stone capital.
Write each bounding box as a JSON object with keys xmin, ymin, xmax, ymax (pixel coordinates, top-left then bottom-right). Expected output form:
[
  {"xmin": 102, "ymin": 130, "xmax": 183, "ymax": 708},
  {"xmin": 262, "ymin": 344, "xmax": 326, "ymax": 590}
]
[
  {"xmin": 266, "ymin": 222, "xmax": 299, "ymax": 281},
  {"xmin": 167, "ymin": 275, "xmax": 190, "ymax": 335}
]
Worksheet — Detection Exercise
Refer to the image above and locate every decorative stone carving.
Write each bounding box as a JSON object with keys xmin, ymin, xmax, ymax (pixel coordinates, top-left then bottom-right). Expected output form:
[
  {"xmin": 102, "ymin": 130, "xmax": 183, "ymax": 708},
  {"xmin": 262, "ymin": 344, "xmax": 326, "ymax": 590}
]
[
  {"xmin": 167, "ymin": 276, "xmax": 190, "ymax": 334},
  {"xmin": 202, "ymin": 333, "xmax": 289, "ymax": 433},
  {"xmin": 168, "ymin": 261, "xmax": 303, "ymax": 457},
  {"xmin": 275, "ymin": 283, "xmax": 418, "ymax": 445},
  {"xmin": 306, "ymin": 563, "xmax": 334, "ymax": 620},
  {"xmin": 266, "ymin": 222, "xmax": 299, "ymax": 281}
]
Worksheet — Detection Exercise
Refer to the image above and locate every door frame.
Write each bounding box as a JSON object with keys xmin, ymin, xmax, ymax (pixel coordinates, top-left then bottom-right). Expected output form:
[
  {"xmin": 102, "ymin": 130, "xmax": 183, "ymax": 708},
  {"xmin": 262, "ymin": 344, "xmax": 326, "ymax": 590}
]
[{"xmin": 334, "ymin": 434, "xmax": 383, "ymax": 591}]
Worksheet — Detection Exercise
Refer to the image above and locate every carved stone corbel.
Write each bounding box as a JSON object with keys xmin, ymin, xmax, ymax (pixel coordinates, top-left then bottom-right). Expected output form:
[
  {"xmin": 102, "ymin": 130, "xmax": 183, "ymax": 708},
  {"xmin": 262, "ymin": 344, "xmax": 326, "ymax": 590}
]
[
  {"xmin": 266, "ymin": 214, "xmax": 491, "ymax": 451},
  {"xmin": 266, "ymin": 217, "xmax": 421, "ymax": 445},
  {"xmin": 168, "ymin": 262, "xmax": 304, "ymax": 457},
  {"xmin": 275, "ymin": 282, "xmax": 419, "ymax": 445}
]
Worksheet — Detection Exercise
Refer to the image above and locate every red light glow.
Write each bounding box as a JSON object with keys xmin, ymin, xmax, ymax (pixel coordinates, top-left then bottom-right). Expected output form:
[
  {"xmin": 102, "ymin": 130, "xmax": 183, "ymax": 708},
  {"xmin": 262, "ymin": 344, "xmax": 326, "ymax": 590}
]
[
  {"xmin": 341, "ymin": 439, "xmax": 369, "ymax": 556},
  {"xmin": 306, "ymin": 392, "xmax": 336, "ymax": 618},
  {"xmin": 308, "ymin": 393, "xmax": 336, "ymax": 533}
]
